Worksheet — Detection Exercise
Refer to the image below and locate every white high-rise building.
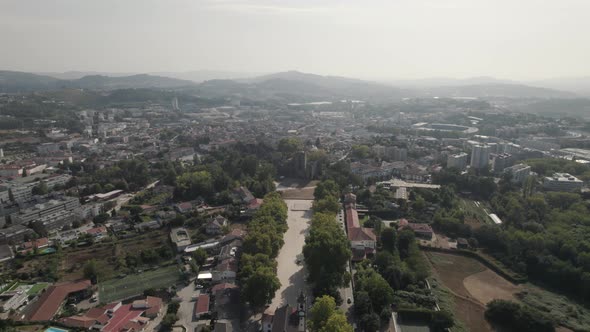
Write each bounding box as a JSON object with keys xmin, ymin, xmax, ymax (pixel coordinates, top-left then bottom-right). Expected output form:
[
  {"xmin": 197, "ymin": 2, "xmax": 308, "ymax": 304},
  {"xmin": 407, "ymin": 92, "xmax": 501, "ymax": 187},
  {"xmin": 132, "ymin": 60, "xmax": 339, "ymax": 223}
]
[
  {"xmin": 504, "ymin": 164, "xmax": 531, "ymax": 183},
  {"xmin": 447, "ymin": 153, "xmax": 468, "ymax": 170},
  {"xmin": 470, "ymin": 144, "xmax": 491, "ymax": 169}
]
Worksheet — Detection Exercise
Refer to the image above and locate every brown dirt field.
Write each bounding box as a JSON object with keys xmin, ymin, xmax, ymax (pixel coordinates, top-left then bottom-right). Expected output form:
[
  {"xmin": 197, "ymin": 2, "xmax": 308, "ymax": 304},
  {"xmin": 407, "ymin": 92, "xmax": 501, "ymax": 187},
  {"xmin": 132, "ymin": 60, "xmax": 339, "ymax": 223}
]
[
  {"xmin": 427, "ymin": 252, "xmax": 524, "ymax": 332},
  {"xmin": 454, "ymin": 296, "xmax": 493, "ymax": 332},
  {"xmin": 464, "ymin": 270, "xmax": 520, "ymax": 304},
  {"xmin": 427, "ymin": 252, "xmax": 486, "ymax": 299}
]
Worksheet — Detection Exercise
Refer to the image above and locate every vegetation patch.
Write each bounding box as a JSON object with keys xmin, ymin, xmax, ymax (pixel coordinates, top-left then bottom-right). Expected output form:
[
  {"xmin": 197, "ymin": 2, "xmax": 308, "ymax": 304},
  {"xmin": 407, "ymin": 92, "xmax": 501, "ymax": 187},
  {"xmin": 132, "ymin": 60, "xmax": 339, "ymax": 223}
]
[{"xmin": 98, "ymin": 265, "xmax": 181, "ymax": 303}]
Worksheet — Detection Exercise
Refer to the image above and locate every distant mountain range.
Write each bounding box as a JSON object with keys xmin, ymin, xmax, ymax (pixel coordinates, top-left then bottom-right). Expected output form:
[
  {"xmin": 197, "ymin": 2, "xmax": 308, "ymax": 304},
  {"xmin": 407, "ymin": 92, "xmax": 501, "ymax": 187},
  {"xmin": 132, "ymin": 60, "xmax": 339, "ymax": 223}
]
[
  {"xmin": 0, "ymin": 69, "xmax": 584, "ymax": 99},
  {"xmin": 0, "ymin": 71, "xmax": 195, "ymax": 92}
]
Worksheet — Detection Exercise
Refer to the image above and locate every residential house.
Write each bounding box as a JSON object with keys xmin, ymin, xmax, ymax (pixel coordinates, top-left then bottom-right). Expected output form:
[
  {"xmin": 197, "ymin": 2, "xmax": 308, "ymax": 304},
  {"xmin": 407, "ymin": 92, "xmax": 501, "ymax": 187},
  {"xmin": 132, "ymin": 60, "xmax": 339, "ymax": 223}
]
[
  {"xmin": 194, "ymin": 294, "xmax": 210, "ymax": 319},
  {"xmin": 206, "ymin": 215, "xmax": 228, "ymax": 235},
  {"xmin": 61, "ymin": 296, "xmax": 163, "ymax": 331},
  {"xmin": 398, "ymin": 220, "xmax": 433, "ymax": 240},
  {"xmin": 26, "ymin": 280, "xmax": 92, "ymax": 321},
  {"xmin": 213, "ymin": 257, "xmax": 238, "ymax": 282}
]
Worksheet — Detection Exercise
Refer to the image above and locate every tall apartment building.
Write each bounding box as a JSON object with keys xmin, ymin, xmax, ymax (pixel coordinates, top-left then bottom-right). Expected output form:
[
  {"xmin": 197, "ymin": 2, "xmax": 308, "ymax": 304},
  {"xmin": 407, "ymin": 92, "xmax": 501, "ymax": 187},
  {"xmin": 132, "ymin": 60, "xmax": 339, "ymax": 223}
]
[
  {"xmin": 504, "ymin": 164, "xmax": 531, "ymax": 183},
  {"xmin": 470, "ymin": 145, "xmax": 491, "ymax": 169},
  {"xmin": 492, "ymin": 153, "xmax": 513, "ymax": 173},
  {"xmin": 0, "ymin": 224, "xmax": 35, "ymax": 245},
  {"xmin": 447, "ymin": 153, "xmax": 468, "ymax": 170},
  {"xmin": 12, "ymin": 196, "xmax": 80, "ymax": 225},
  {"xmin": 543, "ymin": 173, "xmax": 583, "ymax": 192},
  {"xmin": 387, "ymin": 146, "xmax": 408, "ymax": 161}
]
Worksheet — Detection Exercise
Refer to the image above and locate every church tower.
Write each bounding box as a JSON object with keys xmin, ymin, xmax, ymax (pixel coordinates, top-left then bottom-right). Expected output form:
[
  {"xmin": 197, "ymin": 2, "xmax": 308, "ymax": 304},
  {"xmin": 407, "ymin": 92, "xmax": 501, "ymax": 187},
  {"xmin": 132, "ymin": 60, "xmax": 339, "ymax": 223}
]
[{"xmin": 297, "ymin": 291, "xmax": 307, "ymax": 331}]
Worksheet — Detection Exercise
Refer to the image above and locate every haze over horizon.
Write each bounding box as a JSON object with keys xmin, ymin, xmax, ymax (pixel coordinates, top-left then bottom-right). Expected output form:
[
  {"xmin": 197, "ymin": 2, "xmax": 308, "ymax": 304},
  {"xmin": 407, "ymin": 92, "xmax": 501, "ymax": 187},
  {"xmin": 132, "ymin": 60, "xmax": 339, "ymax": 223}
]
[{"xmin": 2, "ymin": 0, "xmax": 590, "ymax": 81}]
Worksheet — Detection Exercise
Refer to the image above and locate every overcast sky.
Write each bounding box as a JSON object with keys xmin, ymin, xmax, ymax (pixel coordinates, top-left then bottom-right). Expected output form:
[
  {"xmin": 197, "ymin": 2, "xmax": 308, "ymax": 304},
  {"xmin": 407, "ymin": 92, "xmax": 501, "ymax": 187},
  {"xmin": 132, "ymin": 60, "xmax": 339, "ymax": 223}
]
[{"xmin": 1, "ymin": 0, "xmax": 589, "ymax": 80}]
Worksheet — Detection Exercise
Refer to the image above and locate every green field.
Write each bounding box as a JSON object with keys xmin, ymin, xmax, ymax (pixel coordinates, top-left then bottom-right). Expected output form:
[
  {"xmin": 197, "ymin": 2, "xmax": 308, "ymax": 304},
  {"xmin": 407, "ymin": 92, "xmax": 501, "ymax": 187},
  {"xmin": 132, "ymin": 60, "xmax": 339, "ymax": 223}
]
[
  {"xmin": 459, "ymin": 198, "xmax": 493, "ymax": 224},
  {"xmin": 98, "ymin": 265, "xmax": 182, "ymax": 303},
  {"xmin": 27, "ymin": 283, "xmax": 49, "ymax": 295}
]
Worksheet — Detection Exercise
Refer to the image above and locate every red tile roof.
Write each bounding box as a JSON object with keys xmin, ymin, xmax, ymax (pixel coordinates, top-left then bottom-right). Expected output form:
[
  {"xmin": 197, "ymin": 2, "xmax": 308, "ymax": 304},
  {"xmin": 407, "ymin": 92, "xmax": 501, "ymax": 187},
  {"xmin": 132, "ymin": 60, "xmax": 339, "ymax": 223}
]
[
  {"xmin": 85, "ymin": 307, "xmax": 107, "ymax": 319},
  {"xmin": 27, "ymin": 280, "xmax": 91, "ymax": 321},
  {"xmin": 102, "ymin": 304, "xmax": 143, "ymax": 332},
  {"xmin": 348, "ymin": 227, "xmax": 377, "ymax": 242},
  {"xmin": 195, "ymin": 294, "xmax": 210, "ymax": 315},
  {"xmin": 61, "ymin": 315, "xmax": 96, "ymax": 329},
  {"xmin": 402, "ymin": 222, "xmax": 433, "ymax": 234},
  {"xmin": 211, "ymin": 283, "xmax": 238, "ymax": 293},
  {"xmin": 86, "ymin": 226, "xmax": 107, "ymax": 236},
  {"xmin": 248, "ymin": 198, "xmax": 263, "ymax": 209},
  {"xmin": 345, "ymin": 206, "xmax": 360, "ymax": 231}
]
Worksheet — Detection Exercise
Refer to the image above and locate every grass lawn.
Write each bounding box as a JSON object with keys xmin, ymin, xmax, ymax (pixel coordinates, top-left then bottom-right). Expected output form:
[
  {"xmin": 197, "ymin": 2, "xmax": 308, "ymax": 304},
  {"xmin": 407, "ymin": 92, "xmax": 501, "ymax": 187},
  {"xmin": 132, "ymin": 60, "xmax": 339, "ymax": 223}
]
[
  {"xmin": 27, "ymin": 282, "xmax": 49, "ymax": 295},
  {"xmin": 459, "ymin": 198, "xmax": 493, "ymax": 225},
  {"xmin": 517, "ymin": 286, "xmax": 590, "ymax": 331},
  {"xmin": 98, "ymin": 265, "xmax": 181, "ymax": 303}
]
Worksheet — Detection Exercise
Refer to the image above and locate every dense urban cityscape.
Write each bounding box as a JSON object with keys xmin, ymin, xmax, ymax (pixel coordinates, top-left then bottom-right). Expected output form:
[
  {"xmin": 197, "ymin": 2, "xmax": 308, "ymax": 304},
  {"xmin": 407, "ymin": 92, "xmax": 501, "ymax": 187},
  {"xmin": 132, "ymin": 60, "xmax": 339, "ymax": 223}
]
[
  {"xmin": 0, "ymin": 70, "xmax": 590, "ymax": 332},
  {"xmin": 3, "ymin": 1, "xmax": 590, "ymax": 332}
]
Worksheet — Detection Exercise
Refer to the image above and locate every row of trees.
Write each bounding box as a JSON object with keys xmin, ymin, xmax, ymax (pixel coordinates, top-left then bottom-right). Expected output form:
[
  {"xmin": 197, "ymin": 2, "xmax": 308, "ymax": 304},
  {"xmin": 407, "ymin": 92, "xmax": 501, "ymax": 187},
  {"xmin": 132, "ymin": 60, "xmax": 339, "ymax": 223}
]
[
  {"xmin": 238, "ymin": 192, "xmax": 288, "ymax": 308},
  {"xmin": 304, "ymin": 181, "xmax": 351, "ymax": 302}
]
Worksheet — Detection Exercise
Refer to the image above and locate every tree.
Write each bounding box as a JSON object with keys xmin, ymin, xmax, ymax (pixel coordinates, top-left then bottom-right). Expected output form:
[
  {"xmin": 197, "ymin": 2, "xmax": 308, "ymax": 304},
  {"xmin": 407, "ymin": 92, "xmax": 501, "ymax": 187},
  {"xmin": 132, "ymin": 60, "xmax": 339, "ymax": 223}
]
[
  {"xmin": 485, "ymin": 299, "xmax": 554, "ymax": 332},
  {"xmin": 32, "ymin": 181, "xmax": 48, "ymax": 195},
  {"xmin": 160, "ymin": 313, "xmax": 178, "ymax": 331},
  {"xmin": 93, "ymin": 213, "xmax": 109, "ymax": 224},
  {"xmin": 320, "ymin": 312, "xmax": 353, "ymax": 332},
  {"xmin": 309, "ymin": 295, "xmax": 353, "ymax": 332},
  {"xmin": 355, "ymin": 267, "xmax": 394, "ymax": 313},
  {"xmin": 310, "ymin": 296, "xmax": 337, "ymax": 331},
  {"xmin": 314, "ymin": 180, "xmax": 340, "ymax": 200},
  {"xmin": 304, "ymin": 213, "xmax": 352, "ymax": 292},
  {"xmin": 431, "ymin": 310, "xmax": 454, "ymax": 331},
  {"xmin": 83, "ymin": 259, "xmax": 99, "ymax": 282},
  {"xmin": 313, "ymin": 196, "xmax": 340, "ymax": 214},
  {"xmin": 278, "ymin": 137, "xmax": 302, "ymax": 155},
  {"xmin": 176, "ymin": 171, "xmax": 214, "ymax": 199},
  {"xmin": 380, "ymin": 227, "xmax": 397, "ymax": 253},
  {"xmin": 240, "ymin": 266, "xmax": 280, "ymax": 308},
  {"xmin": 192, "ymin": 248, "xmax": 208, "ymax": 266},
  {"xmin": 351, "ymin": 145, "xmax": 371, "ymax": 159}
]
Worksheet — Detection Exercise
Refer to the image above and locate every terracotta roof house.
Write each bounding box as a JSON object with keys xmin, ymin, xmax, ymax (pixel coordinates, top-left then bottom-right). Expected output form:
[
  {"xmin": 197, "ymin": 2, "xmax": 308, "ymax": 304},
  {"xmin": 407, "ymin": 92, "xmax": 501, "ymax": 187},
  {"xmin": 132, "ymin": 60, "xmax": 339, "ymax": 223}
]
[
  {"xmin": 345, "ymin": 204, "xmax": 376, "ymax": 261},
  {"xmin": 194, "ymin": 294, "xmax": 210, "ymax": 319},
  {"xmin": 86, "ymin": 226, "xmax": 108, "ymax": 237},
  {"xmin": 175, "ymin": 202, "xmax": 193, "ymax": 213},
  {"xmin": 213, "ymin": 257, "xmax": 238, "ymax": 281},
  {"xmin": 400, "ymin": 222, "xmax": 433, "ymax": 239},
  {"xmin": 27, "ymin": 279, "xmax": 91, "ymax": 321},
  {"xmin": 61, "ymin": 296, "xmax": 163, "ymax": 331}
]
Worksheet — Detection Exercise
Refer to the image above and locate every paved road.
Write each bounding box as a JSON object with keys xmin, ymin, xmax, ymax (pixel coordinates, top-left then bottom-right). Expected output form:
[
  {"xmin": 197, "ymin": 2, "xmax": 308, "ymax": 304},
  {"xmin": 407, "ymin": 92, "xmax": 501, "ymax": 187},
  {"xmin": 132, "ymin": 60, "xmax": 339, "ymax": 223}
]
[
  {"xmin": 268, "ymin": 199, "xmax": 313, "ymax": 312},
  {"xmin": 176, "ymin": 282, "xmax": 200, "ymax": 332},
  {"xmin": 336, "ymin": 209, "xmax": 355, "ymax": 322}
]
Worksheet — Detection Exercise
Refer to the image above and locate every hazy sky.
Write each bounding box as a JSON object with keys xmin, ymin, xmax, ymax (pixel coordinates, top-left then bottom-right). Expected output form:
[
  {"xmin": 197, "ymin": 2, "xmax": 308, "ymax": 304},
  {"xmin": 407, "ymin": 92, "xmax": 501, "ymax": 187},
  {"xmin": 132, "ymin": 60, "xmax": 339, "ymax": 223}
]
[{"xmin": 1, "ymin": 0, "xmax": 589, "ymax": 80}]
